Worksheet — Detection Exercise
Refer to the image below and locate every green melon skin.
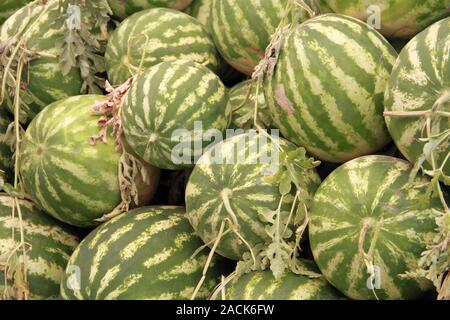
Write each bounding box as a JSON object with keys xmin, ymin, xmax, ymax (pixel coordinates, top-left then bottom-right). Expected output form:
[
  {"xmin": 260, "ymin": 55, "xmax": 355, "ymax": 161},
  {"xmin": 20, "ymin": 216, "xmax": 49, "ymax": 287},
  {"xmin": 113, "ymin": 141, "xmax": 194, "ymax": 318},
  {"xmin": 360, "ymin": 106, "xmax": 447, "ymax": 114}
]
[
  {"xmin": 222, "ymin": 260, "xmax": 345, "ymax": 300},
  {"xmin": 60, "ymin": 206, "xmax": 231, "ymax": 300},
  {"xmin": 0, "ymin": 1, "xmax": 83, "ymax": 123},
  {"xmin": 0, "ymin": 0, "xmax": 31, "ymax": 25},
  {"xmin": 384, "ymin": 17, "xmax": 450, "ymax": 181},
  {"xmin": 122, "ymin": 60, "xmax": 230, "ymax": 170},
  {"xmin": 265, "ymin": 14, "xmax": 397, "ymax": 163},
  {"xmin": 186, "ymin": 132, "xmax": 321, "ymax": 261},
  {"xmin": 228, "ymin": 80, "xmax": 273, "ymax": 130},
  {"xmin": 210, "ymin": 0, "xmax": 287, "ymax": 76},
  {"xmin": 0, "ymin": 194, "xmax": 79, "ymax": 300},
  {"xmin": 105, "ymin": 7, "xmax": 221, "ymax": 85},
  {"xmin": 184, "ymin": 0, "xmax": 244, "ymax": 86},
  {"xmin": 309, "ymin": 155, "xmax": 442, "ymax": 300},
  {"xmin": 0, "ymin": 108, "xmax": 13, "ymax": 181},
  {"xmin": 323, "ymin": 0, "xmax": 450, "ymax": 39},
  {"xmin": 108, "ymin": 0, "xmax": 192, "ymax": 20},
  {"xmin": 19, "ymin": 95, "xmax": 161, "ymax": 228}
]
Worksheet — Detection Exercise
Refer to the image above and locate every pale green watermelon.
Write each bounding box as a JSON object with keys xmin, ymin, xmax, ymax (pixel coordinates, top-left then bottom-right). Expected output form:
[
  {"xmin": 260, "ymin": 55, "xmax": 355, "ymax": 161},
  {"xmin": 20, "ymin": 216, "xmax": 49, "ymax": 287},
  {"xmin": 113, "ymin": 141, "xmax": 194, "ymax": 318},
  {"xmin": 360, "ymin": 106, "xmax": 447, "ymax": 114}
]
[
  {"xmin": 186, "ymin": 132, "xmax": 321, "ymax": 261},
  {"xmin": 105, "ymin": 8, "xmax": 221, "ymax": 85},
  {"xmin": 384, "ymin": 17, "xmax": 450, "ymax": 180},
  {"xmin": 323, "ymin": 0, "xmax": 450, "ymax": 39},
  {"xmin": 265, "ymin": 14, "xmax": 397, "ymax": 163},
  {"xmin": 309, "ymin": 155, "xmax": 441, "ymax": 300},
  {"xmin": 60, "ymin": 206, "xmax": 231, "ymax": 300},
  {"xmin": 0, "ymin": 194, "xmax": 79, "ymax": 299},
  {"xmin": 19, "ymin": 95, "xmax": 161, "ymax": 227},
  {"xmin": 122, "ymin": 60, "xmax": 230, "ymax": 170}
]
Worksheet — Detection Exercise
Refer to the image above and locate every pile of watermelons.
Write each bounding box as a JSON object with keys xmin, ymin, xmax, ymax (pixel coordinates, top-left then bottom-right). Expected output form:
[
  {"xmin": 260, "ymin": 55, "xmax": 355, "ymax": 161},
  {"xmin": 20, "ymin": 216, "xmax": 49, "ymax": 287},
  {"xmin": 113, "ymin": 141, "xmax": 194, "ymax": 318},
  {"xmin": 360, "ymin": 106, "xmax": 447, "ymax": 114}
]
[{"xmin": 0, "ymin": 0, "xmax": 449, "ymax": 300}]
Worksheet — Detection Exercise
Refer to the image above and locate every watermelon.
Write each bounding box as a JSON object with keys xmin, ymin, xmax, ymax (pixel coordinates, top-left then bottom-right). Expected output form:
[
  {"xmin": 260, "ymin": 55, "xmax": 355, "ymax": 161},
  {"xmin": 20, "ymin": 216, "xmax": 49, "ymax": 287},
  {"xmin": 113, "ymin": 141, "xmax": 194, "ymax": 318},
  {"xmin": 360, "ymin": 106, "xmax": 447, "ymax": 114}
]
[
  {"xmin": 186, "ymin": 132, "xmax": 321, "ymax": 261},
  {"xmin": 0, "ymin": 0, "xmax": 30, "ymax": 25},
  {"xmin": 60, "ymin": 206, "xmax": 231, "ymax": 300},
  {"xmin": 384, "ymin": 17, "xmax": 450, "ymax": 180},
  {"xmin": 0, "ymin": 194, "xmax": 79, "ymax": 299},
  {"xmin": 0, "ymin": 1, "xmax": 84, "ymax": 122},
  {"xmin": 122, "ymin": 60, "xmax": 230, "ymax": 170},
  {"xmin": 309, "ymin": 155, "xmax": 441, "ymax": 300},
  {"xmin": 264, "ymin": 14, "xmax": 397, "ymax": 163},
  {"xmin": 184, "ymin": 0, "xmax": 212, "ymax": 33},
  {"xmin": 108, "ymin": 0, "xmax": 193, "ymax": 20},
  {"xmin": 19, "ymin": 95, "xmax": 161, "ymax": 228},
  {"xmin": 210, "ymin": 0, "xmax": 287, "ymax": 76},
  {"xmin": 221, "ymin": 260, "xmax": 345, "ymax": 300},
  {"xmin": 0, "ymin": 108, "xmax": 12, "ymax": 181},
  {"xmin": 323, "ymin": 0, "xmax": 450, "ymax": 39},
  {"xmin": 228, "ymin": 80, "xmax": 273, "ymax": 130},
  {"xmin": 105, "ymin": 8, "xmax": 221, "ymax": 85}
]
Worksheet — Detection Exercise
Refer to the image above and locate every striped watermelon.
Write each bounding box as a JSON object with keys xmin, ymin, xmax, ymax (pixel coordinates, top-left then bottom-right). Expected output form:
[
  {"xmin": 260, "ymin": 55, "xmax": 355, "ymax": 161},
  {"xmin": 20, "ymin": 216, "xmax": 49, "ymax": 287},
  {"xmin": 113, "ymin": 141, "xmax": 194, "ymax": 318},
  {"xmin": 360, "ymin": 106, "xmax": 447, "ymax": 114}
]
[
  {"xmin": 19, "ymin": 95, "xmax": 161, "ymax": 228},
  {"xmin": 185, "ymin": 0, "xmax": 244, "ymax": 86},
  {"xmin": 323, "ymin": 0, "xmax": 450, "ymax": 39},
  {"xmin": 0, "ymin": 108, "xmax": 12, "ymax": 181},
  {"xmin": 228, "ymin": 80, "xmax": 273, "ymax": 130},
  {"xmin": 264, "ymin": 14, "xmax": 397, "ymax": 163},
  {"xmin": 184, "ymin": 0, "xmax": 212, "ymax": 33},
  {"xmin": 105, "ymin": 8, "xmax": 221, "ymax": 85},
  {"xmin": 309, "ymin": 155, "xmax": 441, "ymax": 300},
  {"xmin": 186, "ymin": 132, "xmax": 321, "ymax": 261},
  {"xmin": 384, "ymin": 17, "xmax": 450, "ymax": 180},
  {"xmin": 0, "ymin": 194, "xmax": 79, "ymax": 299},
  {"xmin": 0, "ymin": 0, "xmax": 30, "ymax": 25},
  {"xmin": 108, "ymin": 0, "xmax": 192, "ymax": 20},
  {"xmin": 222, "ymin": 260, "xmax": 345, "ymax": 300},
  {"xmin": 0, "ymin": 1, "xmax": 83, "ymax": 122},
  {"xmin": 122, "ymin": 60, "xmax": 230, "ymax": 170},
  {"xmin": 210, "ymin": 0, "xmax": 287, "ymax": 76},
  {"xmin": 60, "ymin": 206, "xmax": 231, "ymax": 300}
]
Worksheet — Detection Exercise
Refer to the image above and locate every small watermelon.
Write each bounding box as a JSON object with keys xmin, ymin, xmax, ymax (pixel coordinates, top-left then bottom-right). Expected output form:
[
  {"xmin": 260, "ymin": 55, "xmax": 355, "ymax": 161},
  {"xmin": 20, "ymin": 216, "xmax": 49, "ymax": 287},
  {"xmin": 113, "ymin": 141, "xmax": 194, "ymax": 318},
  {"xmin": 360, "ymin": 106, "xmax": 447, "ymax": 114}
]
[
  {"xmin": 384, "ymin": 17, "xmax": 450, "ymax": 180},
  {"xmin": 186, "ymin": 132, "xmax": 321, "ymax": 261},
  {"xmin": 309, "ymin": 155, "xmax": 441, "ymax": 300},
  {"xmin": 0, "ymin": 194, "xmax": 79, "ymax": 299},
  {"xmin": 60, "ymin": 206, "xmax": 231, "ymax": 300},
  {"xmin": 228, "ymin": 80, "xmax": 273, "ymax": 130},
  {"xmin": 265, "ymin": 14, "xmax": 397, "ymax": 163},
  {"xmin": 210, "ymin": 0, "xmax": 287, "ymax": 75},
  {"xmin": 122, "ymin": 60, "xmax": 230, "ymax": 170},
  {"xmin": 105, "ymin": 8, "xmax": 221, "ymax": 85},
  {"xmin": 20, "ymin": 95, "xmax": 161, "ymax": 227}
]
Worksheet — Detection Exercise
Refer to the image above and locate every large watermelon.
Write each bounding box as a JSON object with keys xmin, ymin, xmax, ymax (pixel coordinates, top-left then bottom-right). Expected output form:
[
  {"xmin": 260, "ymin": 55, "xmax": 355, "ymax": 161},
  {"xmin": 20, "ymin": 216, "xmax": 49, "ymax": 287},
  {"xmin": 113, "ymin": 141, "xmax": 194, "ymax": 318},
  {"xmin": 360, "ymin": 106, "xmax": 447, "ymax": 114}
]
[
  {"xmin": 19, "ymin": 95, "xmax": 161, "ymax": 228},
  {"xmin": 228, "ymin": 80, "xmax": 273, "ymax": 130},
  {"xmin": 60, "ymin": 206, "xmax": 231, "ymax": 300},
  {"xmin": 384, "ymin": 17, "xmax": 450, "ymax": 180},
  {"xmin": 210, "ymin": 0, "xmax": 287, "ymax": 76},
  {"xmin": 108, "ymin": 0, "xmax": 192, "ymax": 20},
  {"xmin": 221, "ymin": 259, "xmax": 345, "ymax": 300},
  {"xmin": 186, "ymin": 132, "xmax": 321, "ymax": 261},
  {"xmin": 0, "ymin": 108, "xmax": 13, "ymax": 181},
  {"xmin": 265, "ymin": 14, "xmax": 397, "ymax": 163},
  {"xmin": 0, "ymin": 0, "xmax": 30, "ymax": 25},
  {"xmin": 0, "ymin": 1, "xmax": 83, "ymax": 122},
  {"xmin": 105, "ymin": 8, "xmax": 221, "ymax": 85},
  {"xmin": 323, "ymin": 0, "xmax": 450, "ymax": 39},
  {"xmin": 309, "ymin": 155, "xmax": 441, "ymax": 300},
  {"xmin": 122, "ymin": 60, "xmax": 230, "ymax": 170},
  {"xmin": 0, "ymin": 194, "xmax": 79, "ymax": 299}
]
